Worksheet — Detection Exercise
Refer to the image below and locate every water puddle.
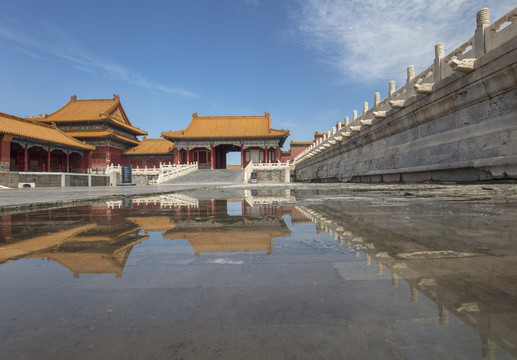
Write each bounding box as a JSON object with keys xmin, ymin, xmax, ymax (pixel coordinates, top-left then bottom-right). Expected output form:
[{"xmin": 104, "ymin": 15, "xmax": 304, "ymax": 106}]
[{"xmin": 0, "ymin": 188, "xmax": 516, "ymax": 359}]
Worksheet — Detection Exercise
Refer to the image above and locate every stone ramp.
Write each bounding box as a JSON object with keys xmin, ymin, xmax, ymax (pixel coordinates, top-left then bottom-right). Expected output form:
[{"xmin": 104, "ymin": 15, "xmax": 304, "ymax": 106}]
[{"xmin": 165, "ymin": 169, "xmax": 244, "ymax": 185}]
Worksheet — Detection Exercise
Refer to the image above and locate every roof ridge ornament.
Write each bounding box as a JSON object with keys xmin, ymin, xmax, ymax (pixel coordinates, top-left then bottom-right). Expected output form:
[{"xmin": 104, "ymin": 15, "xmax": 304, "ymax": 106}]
[
  {"xmin": 192, "ymin": 112, "xmax": 198, "ymax": 118},
  {"xmin": 113, "ymin": 94, "xmax": 120, "ymax": 100},
  {"xmin": 70, "ymin": 95, "xmax": 77, "ymax": 102}
]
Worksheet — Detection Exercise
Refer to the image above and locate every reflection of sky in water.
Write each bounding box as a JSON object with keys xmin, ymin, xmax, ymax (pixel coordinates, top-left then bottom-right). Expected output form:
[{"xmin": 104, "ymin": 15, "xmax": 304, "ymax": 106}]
[
  {"xmin": 0, "ymin": 193, "xmax": 515, "ymax": 359},
  {"xmin": 225, "ymin": 201, "xmax": 243, "ymax": 216}
]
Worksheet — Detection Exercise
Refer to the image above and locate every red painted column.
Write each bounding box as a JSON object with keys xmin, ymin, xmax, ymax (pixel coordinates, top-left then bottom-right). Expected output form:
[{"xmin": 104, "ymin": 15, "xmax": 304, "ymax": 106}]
[
  {"xmin": 24, "ymin": 145, "xmax": 28, "ymax": 172},
  {"xmin": 66, "ymin": 151, "xmax": 70, "ymax": 173},
  {"xmin": 0, "ymin": 135, "xmax": 11, "ymax": 169},
  {"xmin": 210, "ymin": 145, "xmax": 215, "ymax": 169},
  {"xmin": 186, "ymin": 148, "xmax": 190, "ymax": 163},
  {"xmin": 276, "ymin": 146, "xmax": 280, "ymax": 162},
  {"xmin": 240, "ymin": 145, "xmax": 244, "ymax": 168},
  {"xmin": 47, "ymin": 148, "xmax": 51, "ymax": 172},
  {"xmin": 88, "ymin": 151, "xmax": 93, "ymax": 171},
  {"xmin": 174, "ymin": 148, "xmax": 179, "ymax": 165}
]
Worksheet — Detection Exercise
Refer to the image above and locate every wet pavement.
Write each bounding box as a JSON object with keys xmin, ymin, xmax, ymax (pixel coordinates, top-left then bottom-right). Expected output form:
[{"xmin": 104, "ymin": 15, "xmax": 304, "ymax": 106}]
[{"xmin": 0, "ymin": 187, "xmax": 516, "ymax": 359}]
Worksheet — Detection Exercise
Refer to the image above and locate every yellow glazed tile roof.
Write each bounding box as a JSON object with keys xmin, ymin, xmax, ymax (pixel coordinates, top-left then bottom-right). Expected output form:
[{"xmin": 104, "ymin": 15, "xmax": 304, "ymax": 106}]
[
  {"xmin": 290, "ymin": 141, "xmax": 313, "ymax": 146},
  {"xmin": 0, "ymin": 112, "xmax": 95, "ymax": 151},
  {"xmin": 124, "ymin": 137, "xmax": 175, "ymax": 155},
  {"xmin": 32, "ymin": 95, "xmax": 147, "ymax": 135},
  {"xmin": 66, "ymin": 129, "xmax": 140, "ymax": 145},
  {"xmin": 161, "ymin": 112, "xmax": 290, "ymax": 139},
  {"xmin": 66, "ymin": 130, "xmax": 115, "ymax": 138},
  {"xmin": 113, "ymin": 133, "xmax": 140, "ymax": 145}
]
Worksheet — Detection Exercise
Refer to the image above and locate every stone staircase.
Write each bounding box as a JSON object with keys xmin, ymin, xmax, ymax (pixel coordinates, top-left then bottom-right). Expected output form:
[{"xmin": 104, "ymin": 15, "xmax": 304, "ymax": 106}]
[{"xmin": 164, "ymin": 169, "xmax": 244, "ymax": 185}]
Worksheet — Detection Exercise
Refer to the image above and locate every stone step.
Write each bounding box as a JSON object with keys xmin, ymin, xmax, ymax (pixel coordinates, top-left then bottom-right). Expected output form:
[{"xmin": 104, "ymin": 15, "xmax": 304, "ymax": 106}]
[{"xmin": 165, "ymin": 169, "xmax": 244, "ymax": 184}]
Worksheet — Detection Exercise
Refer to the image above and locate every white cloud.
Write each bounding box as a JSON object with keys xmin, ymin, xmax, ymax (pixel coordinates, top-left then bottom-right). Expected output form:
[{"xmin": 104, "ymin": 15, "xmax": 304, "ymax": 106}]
[
  {"xmin": 0, "ymin": 21, "xmax": 198, "ymax": 99},
  {"xmin": 288, "ymin": 0, "xmax": 516, "ymax": 84}
]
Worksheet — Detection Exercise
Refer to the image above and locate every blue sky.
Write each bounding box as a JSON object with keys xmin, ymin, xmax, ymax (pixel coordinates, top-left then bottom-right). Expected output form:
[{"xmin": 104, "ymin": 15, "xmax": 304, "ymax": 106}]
[{"xmin": 0, "ymin": 0, "xmax": 514, "ymax": 144}]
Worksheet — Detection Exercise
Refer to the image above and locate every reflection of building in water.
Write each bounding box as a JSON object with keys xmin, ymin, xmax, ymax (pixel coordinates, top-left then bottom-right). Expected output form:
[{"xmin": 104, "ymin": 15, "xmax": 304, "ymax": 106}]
[
  {"xmin": 244, "ymin": 189, "xmax": 293, "ymax": 206},
  {"xmin": 32, "ymin": 222, "xmax": 148, "ymax": 278},
  {"xmin": 163, "ymin": 198, "xmax": 291, "ymax": 256},
  {"xmin": 0, "ymin": 224, "xmax": 95, "ymax": 264},
  {"xmin": 0, "ymin": 205, "xmax": 150, "ymax": 278},
  {"xmin": 0, "ymin": 195, "xmax": 293, "ymax": 275},
  {"xmin": 295, "ymin": 204, "xmax": 517, "ymax": 360},
  {"xmin": 0, "ymin": 209, "xmax": 149, "ymax": 278}
]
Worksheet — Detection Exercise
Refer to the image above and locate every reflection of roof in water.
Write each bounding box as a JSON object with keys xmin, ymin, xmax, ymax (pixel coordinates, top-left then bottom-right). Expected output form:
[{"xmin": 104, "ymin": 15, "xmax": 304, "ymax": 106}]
[
  {"xmin": 169, "ymin": 229, "xmax": 290, "ymax": 256},
  {"xmin": 31, "ymin": 248, "xmax": 134, "ymax": 277},
  {"xmin": 175, "ymin": 231, "xmax": 289, "ymax": 255},
  {"xmin": 0, "ymin": 224, "xmax": 95, "ymax": 264},
  {"xmin": 126, "ymin": 216, "xmax": 177, "ymax": 233},
  {"xmin": 30, "ymin": 229, "xmax": 149, "ymax": 277}
]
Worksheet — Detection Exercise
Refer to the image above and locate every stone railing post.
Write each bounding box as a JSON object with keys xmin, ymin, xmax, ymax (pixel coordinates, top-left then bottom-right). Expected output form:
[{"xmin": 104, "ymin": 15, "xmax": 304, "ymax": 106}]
[
  {"xmin": 434, "ymin": 43, "xmax": 444, "ymax": 82},
  {"xmin": 475, "ymin": 8, "xmax": 490, "ymax": 57},
  {"xmin": 363, "ymin": 102, "xmax": 368, "ymax": 116},
  {"xmin": 388, "ymin": 81, "xmax": 395, "ymax": 99},
  {"xmin": 406, "ymin": 65, "xmax": 415, "ymax": 98},
  {"xmin": 353, "ymin": 110, "xmax": 357, "ymax": 121},
  {"xmin": 374, "ymin": 92, "xmax": 380, "ymax": 107}
]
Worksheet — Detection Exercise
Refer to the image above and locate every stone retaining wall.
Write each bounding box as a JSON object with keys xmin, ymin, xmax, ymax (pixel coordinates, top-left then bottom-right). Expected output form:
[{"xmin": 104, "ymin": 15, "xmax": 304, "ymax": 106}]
[
  {"xmin": 254, "ymin": 169, "xmax": 287, "ymax": 183},
  {"xmin": 296, "ymin": 36, "xmax": 517, "ymax": 183},
  {"xmin": 0, "ymin": 172, "xmax": 111, "ymax": 188},
  {"xmin": 132, "ymin": 174, "xmax": 158, "ymax": 185},
  {"xmin": 0, "ymin": 172, "xmax": 19, "ymax": 188}
]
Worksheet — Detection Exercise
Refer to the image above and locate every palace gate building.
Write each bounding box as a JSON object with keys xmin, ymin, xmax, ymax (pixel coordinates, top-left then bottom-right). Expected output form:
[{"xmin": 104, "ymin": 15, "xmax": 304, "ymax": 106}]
[{"xmin": 161, "ymin": 112, "xmax": 289, "ymax": 169}]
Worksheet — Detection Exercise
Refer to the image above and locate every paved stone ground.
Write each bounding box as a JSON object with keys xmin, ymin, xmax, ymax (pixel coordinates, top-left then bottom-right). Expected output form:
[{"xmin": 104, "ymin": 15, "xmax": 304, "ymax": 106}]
[
  {"xmin": 1, "ymin": 168, "xmax": 517, "ymax": 214},
  {"xmin": 0, "ymin": 169, "xmax": 244, "ymax": 214}
]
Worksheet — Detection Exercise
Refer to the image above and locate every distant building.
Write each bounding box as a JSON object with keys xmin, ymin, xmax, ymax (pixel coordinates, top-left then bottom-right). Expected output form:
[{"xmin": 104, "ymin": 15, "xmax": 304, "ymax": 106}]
[
  {"xmin": 280, "ymin": 140, "xmax": 314, "ymax": 163},
  {"xmin": 31, "ymin": 95, "xmax": 147, "ymax": 170},
  {"xmin": 314, "ymin": 131, "xmax": 325, "ymax": 143},
  {"xmin": 162, "ymin": 112, "xmax": 289, "ymax": 169},
  {"xmin": 123, "ymin": 137, "xmax": 175, "ymax": 169}
]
